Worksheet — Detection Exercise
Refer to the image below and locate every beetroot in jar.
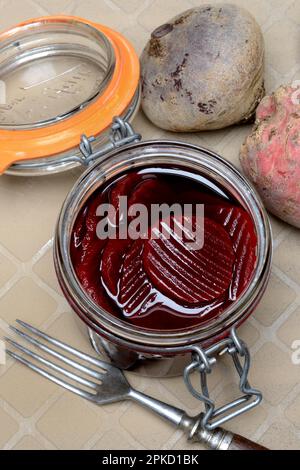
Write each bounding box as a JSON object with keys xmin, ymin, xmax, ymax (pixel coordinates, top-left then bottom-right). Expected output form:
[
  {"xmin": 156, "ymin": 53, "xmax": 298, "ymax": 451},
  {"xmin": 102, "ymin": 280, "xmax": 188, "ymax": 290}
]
[
  {"xmin": 70, "ymin": 166, "xmax": 258, "ymax": 332},
  {"xmin": 55, "ymin": 140, "xmax": 271, "ymax": 377}
]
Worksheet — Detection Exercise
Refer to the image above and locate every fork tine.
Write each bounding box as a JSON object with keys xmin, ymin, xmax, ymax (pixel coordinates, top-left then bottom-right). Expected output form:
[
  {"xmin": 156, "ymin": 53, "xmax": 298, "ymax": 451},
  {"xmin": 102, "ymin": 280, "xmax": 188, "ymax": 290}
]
[
  {"xmin": 5, "ymin": 338, "xmax": 99, "ymax": 390},
  {"xmin": 16, "ymin": 320, "xmax": 112, "ymax": 371},
  {"xmin": 10, "ymin": 326, "xmax": 104, "ymax": 380},
  {"xmin": 6, "ymin": 350, "xmax": 96, "ymax": 402}
]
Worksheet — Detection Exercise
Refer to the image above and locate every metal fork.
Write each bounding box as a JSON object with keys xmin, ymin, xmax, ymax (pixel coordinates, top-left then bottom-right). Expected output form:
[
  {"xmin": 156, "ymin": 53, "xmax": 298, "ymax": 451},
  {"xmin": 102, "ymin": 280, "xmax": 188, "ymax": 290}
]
[{"xmin": 5, "ymin": 320, "xmax": 267, "ymax": 451}]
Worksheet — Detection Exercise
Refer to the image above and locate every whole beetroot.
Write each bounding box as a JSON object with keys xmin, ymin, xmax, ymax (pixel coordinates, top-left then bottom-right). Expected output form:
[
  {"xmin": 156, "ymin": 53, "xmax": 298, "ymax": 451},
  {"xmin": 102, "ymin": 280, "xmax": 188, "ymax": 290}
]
[
  {"xmin": 141, "ymin": 4, "xmax": 265, "ymax": 132},
  {"xmin": 240, "ymin": 84, "xmax": 300, "ymax": 228}
]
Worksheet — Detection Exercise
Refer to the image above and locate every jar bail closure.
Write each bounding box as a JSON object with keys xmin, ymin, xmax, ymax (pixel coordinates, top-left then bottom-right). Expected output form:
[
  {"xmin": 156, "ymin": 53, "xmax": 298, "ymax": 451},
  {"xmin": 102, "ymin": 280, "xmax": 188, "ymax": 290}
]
[
  {"xmin": 183, "ymin": 328, "xmax": 262, "ymax": 432},
  {"xmin": 78, "ymin": 117, "xmax": 142, "ymax": 167}
]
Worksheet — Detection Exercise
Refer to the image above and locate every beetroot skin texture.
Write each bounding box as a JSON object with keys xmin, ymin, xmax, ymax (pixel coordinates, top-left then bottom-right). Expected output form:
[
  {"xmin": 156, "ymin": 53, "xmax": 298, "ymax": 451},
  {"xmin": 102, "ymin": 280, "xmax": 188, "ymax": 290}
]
[{"xmin": 240, "ymin": 84, "xmax": 300, "ymax": 228}]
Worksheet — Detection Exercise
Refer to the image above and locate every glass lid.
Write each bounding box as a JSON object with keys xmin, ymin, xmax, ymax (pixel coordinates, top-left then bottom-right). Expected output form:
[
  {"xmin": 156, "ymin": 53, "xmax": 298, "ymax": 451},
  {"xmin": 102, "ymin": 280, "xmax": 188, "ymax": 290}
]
[
  {"xmin": 0, "ymin": 16, "xmax": 140, "ymax": 175},
  {"xmin": 0, "ymin": 20, "xmax": 115, "ymax": 129}
]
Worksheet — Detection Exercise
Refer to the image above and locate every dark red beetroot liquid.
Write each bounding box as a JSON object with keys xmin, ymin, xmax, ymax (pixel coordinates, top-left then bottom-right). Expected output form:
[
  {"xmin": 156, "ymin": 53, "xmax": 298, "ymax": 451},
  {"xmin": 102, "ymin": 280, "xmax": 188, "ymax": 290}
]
[{"xmin": 70, "ymin": 166, "xmax": 257, "ymax": 331}]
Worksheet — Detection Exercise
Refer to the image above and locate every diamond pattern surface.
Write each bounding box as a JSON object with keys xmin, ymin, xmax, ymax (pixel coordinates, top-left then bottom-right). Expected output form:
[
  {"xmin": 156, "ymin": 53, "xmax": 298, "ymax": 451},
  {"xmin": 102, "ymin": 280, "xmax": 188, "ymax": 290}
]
[
  {"xmin": 13, "ymin": 435, "xmax": 45, "ymax": 450},
  {"xmin": 0, "ymin": 362, "xmax": 58, "ymax": 417},
  {"xmin": 137, "ymin": 0, "xmax": 194, "ymax": 31},
  {"xmin": 277, "ymin": 306, "xmax": 300, "ymax": 348},
  {"xmin": 0, "ymin": 408, "xmax": 19, "ymax": 448},
  {"xmin": 0, "ymin": 173, "xmax": 78, "ymax": 261},
  {"xmin": 33, "ymin": 248, "xmax": 61, "ymax": 294},
  {"xmin": 93, "ymin": 430, "xmax": 140, "ymax": 451},
  {"xmin": 0, "ymin": 278, "xmax": 57, "ymax": 325},
  {"xmin": 252, "ymin": 343, "xmax": 299, "ymax": 406},
  {"xmin": 265, "ymin": 20, "xmax": 300, "ymax": 75},
  {"xmin": 73, "ymin": 0, "xmax": 125, "ymax": 31},
  {"xmin": 260, "ymin": 420, "xmax": 300, "ymax": 450},
  {"xmin": 254, "ymin": 273, "xmax": 298, "ymax": 327},
  {"xmin": 274, "ymin": 229, "xmax": 300, "ymax": 285},
  {"xmin": 0, "ymin": 0, "xmax": 299, "ymax": 451},
  {"xmin": 0, "ymin": 252, "xmax": 17, "ymax": 288},
  {"xmin": 36, "ymin": 395, "xmax": 102, "ymax": 449}
]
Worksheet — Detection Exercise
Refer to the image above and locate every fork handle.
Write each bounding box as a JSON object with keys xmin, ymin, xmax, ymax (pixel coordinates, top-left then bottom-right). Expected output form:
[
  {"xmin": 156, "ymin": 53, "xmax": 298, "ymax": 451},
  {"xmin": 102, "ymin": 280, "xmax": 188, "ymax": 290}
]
[
  {"xmin": 227, "ymin": 433, "xmax": 267, "ymax": 450},
  {"xmin": 129, "ymin": 390, "xmax": 268, "ymax": 450},
  {"xmin": 193, "ymin": 426, "xmax": 268, "ymax": 450},
  {"xmin": 129, "ymin": 389, "xmax": 185, "ymax": 427}
]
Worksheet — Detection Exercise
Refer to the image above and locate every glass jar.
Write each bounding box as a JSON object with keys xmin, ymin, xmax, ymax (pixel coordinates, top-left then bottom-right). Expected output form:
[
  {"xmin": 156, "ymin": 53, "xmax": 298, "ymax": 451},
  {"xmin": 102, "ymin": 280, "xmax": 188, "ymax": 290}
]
[
  {"xmin": 1, "ymin": 14, "xmax": 272, "ymax": 431},
  {"xmin": 54, "ymin": 139, "xmax": 272, "ymax": 379},
  {"xmin": 0, "ymin": 15, "xmax": 140, "ymax": 175}
]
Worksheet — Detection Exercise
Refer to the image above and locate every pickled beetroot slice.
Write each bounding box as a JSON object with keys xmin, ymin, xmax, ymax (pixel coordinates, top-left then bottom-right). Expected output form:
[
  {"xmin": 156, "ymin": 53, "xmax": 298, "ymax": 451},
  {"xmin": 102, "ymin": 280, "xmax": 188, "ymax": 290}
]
[
  {"xmin": 118, "ymin": 240, "xmax": 157, "ymax": 317},
  {"xmin": 230, "ymin": 228, "xmax": 257, "ymax": 299},
  {"xmin": 101, "ymin": 239, "xmax": 133, "ymax": 296},
  {"xmin": 128, "ymin": 178, "xmax": 175, "ymax": 208},
  {"xmin": 84, "ymin": 192, "xmax": 106, "ymax": 232},
  {"xmin": 80, "ymin": 193, "xmax": 108, "ymax": 257},
  {"xmin": 204, "ymin": 205, "xmax": 256, "ymax": 247},
  {"xmin": 143, "ymin": 216, "xmax": 235, "ymax": 306},
  {"xmin": 83, "ymin": 279, "xmax": 115, "ymax": 313},
  {"xmin": 205, "ymin": 205, "xmax": 257, "ymax": 299},
  {"xmin": 75, "ymin": 238, "xmax": 102, "ymax": 285},
  {"xmin": 70, "ymin": 206, "xmax": 88, "ymax": 267},
  {"xmin": 110, "ymin": 173, "xmax": 142, "ymax": 213},
  {"xmin": 74, "ymin": 238, "xmax": 114, "ymax": 313},
  {"xmin": 70, "ymin": 193, "xmax": 104, "ymax": 266},
  {"xmin": 74, "ymin": 192, "xmax": 108, "ymax": 290},
  {"xmin": 180, "ymin": 190, "xmax": 232, "ymax": 207}
]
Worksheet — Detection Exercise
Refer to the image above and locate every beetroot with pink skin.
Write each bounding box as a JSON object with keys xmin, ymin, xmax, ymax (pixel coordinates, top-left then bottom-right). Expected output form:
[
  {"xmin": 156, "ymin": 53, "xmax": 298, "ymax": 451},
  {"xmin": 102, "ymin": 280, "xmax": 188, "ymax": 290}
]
[{"xmin": 240, "ymin": 84, "xmax": 300, "ymax": 228}]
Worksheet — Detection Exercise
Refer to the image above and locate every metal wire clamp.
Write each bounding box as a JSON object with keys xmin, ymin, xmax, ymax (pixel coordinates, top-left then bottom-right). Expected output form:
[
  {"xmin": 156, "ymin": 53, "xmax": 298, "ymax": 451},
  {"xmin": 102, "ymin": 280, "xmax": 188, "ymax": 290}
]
[
  {"xmin": 183, "ymin": 327, "xmax": 262, "ymax": 432},
  {"xmin": 78, "ymin": 116, "xmax": 142, "ymax": 166}
]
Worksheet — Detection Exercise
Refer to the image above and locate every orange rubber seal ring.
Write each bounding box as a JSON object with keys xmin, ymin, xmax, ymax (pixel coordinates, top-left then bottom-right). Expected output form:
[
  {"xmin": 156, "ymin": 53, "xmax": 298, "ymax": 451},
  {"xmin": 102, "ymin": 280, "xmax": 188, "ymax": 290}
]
[{"xmin": 0, "ymin": 15, "xmax": 140, "ymax": 173}]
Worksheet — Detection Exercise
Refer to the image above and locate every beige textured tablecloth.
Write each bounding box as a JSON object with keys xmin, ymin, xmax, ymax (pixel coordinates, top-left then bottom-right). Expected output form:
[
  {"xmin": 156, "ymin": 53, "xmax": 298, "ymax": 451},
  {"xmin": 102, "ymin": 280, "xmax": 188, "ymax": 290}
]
[{"xmin": 0, "ymin": 0, "xmax": 300, "ymax": 451}]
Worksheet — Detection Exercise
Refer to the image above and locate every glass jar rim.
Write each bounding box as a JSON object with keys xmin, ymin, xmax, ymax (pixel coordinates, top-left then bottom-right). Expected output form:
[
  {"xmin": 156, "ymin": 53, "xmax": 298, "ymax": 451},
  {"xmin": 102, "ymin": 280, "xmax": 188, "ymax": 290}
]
[
  {"xmin": 55, "ymin": 140, "xmax": 272, "ymax": 352},
  {"xmin": 5, "ymin": 89, "xmax": 141, "ymax": 176},
  {"xmin": 0, "ymin": 17, "xmax": 116, "ymax": 129}
]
